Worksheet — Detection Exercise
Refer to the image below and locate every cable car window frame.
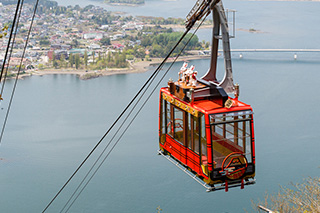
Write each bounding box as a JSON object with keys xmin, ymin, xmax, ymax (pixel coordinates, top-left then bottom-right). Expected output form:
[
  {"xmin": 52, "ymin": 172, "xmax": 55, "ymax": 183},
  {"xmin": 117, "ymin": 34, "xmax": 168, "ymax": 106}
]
[
  {"xmin": 173, "ymin": 106, "xmax": 185, "ymax": 145},
  {"xmin": 193, "ymin": 115, "xmax": 200, "ymax": 154},
  {"xmin": 210, "ymin": 110, "xmax": 253, "ymax": 169},
  {"xmin": 166, "ymin": 102, "xmax": 174, "ymax": 137},
  {"xmin": 160, "ymin": 95, "xmax": 166, "ymax": 144},
  {"xmin": 210, "ymin": 110, "xmax": 253, "ymax": 125}
]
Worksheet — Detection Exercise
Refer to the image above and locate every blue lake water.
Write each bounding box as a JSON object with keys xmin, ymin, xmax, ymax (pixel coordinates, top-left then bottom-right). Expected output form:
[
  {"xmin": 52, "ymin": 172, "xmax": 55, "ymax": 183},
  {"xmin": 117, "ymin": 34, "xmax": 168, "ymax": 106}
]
[{"xmin": 1, "ymin": 0, "xmax": 320, "ymax": 212}]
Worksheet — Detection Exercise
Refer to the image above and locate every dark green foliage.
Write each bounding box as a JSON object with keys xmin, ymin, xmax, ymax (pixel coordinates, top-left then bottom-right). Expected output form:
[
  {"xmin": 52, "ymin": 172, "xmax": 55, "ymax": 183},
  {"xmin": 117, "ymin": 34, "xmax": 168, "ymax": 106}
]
[
  {"xmin": 39, "ymin": 40, "xmax": 50, "ymax": 46},
  {"xmin": 84, "ymin": 51, "xmax": 88, "ymax": 68},
  {"xmin": 100, "ymin": 37, "xmax": 111, "ymax": 46},
  {"xmin": 91, "ymin": 14, "xmax": 121, "ymax": 25},
  {"xmin": 141, "ymin": 31, "xmax": 200, "ymax": 57},
  {"xmin": 75, "ymin": 54, "xmax": 80, "ymax": 69},
  {"xmin": 137, "ymin": 16, "xmax": 184, "ymax": 25},
  {"xmin": 69, "ymin": 53, "xmax": 74, "ymax": 68},
  {"xmin": 71, "ymin": 39, "xmax": 79, "ymax": 48}
]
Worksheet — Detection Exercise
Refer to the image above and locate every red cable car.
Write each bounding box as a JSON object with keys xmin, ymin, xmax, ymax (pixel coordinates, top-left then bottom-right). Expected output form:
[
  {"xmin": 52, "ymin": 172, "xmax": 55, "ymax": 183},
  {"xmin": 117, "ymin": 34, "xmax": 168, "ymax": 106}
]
[{"xmin": 158, "ymin": 0, "xmax": 255, "ymax": 192}]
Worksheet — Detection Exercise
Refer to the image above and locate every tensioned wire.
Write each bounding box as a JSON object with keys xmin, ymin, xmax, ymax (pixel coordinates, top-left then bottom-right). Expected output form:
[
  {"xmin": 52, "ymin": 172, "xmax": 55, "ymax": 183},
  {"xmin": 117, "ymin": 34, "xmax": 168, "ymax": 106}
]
[
  {"xmin": 0, "ymin": 0, "xmax": 22, "ymax": 84},
  {"xmin": 0, "ymin": 0, "xmax": 24, "ymax": 146},
  {"xmin": 0, "ymin": 0, "xmax": 23, "ymax": 98},
  {"xmin": 61, "ymin": 14, "xmax": 209, "ymax": 213},
  {"xmin": 43, "ymin": 10, "xmax": 210, "ymax": 213},
  {"xmin": 42, "ymin": 19, "xmax": 196, "ymax": 213},
  {"xmin": 0, "ymin": 0, "xmax": 41, "ymax": 146}
]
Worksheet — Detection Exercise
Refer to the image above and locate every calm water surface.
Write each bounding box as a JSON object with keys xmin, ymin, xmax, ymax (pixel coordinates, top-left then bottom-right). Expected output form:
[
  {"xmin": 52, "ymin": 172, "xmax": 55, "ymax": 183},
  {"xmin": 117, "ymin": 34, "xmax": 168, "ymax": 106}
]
[{"xmin": 0, "ymin": 0, "xmax": 320, "ymax": 212}]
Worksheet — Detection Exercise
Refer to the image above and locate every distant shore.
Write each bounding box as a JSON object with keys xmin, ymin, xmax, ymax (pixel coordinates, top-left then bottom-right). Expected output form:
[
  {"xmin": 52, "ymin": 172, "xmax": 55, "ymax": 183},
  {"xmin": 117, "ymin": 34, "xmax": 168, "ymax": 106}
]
[
  {"xmin": 20, "ymin": 55, "xmax": 210, "ymax": 80},
  {"xmin": 144, "ymin": 24, "xmax": 212, "ymax": 30},
  {"xmin": 106, "ymin": 3, "xmax": 144, "ymax": 7}
]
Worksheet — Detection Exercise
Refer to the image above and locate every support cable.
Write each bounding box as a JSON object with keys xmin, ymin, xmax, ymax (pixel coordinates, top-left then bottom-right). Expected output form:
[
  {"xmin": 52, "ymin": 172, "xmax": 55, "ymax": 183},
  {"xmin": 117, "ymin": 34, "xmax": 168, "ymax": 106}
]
[
  {"xmin": 42, "ymin": 23, "xmax": 193, "ymax": 213},
  {"xmin": 60, "ymin": 41, "xmax": 168, "ymax": 213},
  {"xmin": 0, "ymin": 0, "xmax": 39, "ymax": 145},
  {"xmin": 0, "ymin": 0, "xmax": 23, "ymax": 96},
  {"xmin": 0, "ymin": 0, "xmax": 22, "ymax": 84},
  {"xmin": 0, "ymin": 0, "xmax": 24, "ymax": 145},
  {"xmin": 0, "ymin": 1, "xmax": 24, "ymax": 98},
  {"xmin": 62, "ymin": 15, "xmax": 208, "ymax": 213}
]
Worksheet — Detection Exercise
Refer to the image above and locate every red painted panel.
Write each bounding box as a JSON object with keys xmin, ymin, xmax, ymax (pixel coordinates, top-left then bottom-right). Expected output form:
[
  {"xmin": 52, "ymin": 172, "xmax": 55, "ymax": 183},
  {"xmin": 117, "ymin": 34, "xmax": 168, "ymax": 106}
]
[{"xmin": 161, "ymin": 134, "xmax": 205, "ymax": 177}]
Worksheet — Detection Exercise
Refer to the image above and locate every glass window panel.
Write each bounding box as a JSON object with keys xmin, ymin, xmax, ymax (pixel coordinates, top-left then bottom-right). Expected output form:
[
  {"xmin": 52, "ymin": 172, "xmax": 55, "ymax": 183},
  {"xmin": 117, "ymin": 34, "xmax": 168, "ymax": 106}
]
[
  {"xmin": 200, "ymin": 114, "xmax": 207, "ymax": 165},
  {"xmin": 166, "ymin": 103, "xmax": 173, "ymax": 136},
  {"xmin": 226, "ymin": 123, "xmax": 234, "ymax": 142},
  {"xmin": 161, "ymin": 99, "xmax": 166, "ymax": 135},
  {"xmin": 193, "ymin": 116, "xmax": 200, "ymax": 154},
  {"xmin": 215, "ymin": 124, "xmax": 224, "ymax": 136},
  {"xmin": 187, "ymin": 114, "xmax": 192, "ymax": 149},
  {"xmin": 237, "ymin": 121, "xmax": 243, "ymax": 148},
  {"xmin": 159, "ymin": 97, "xmax": 166, "ymax": 144},
  {"xmin": 174, "ymin": 107, "xmax": 184, "ymax": 144},
  {"xmin": 211, "ymin": 110, "xmax": 253, "ymax": 169},
  {"xmin": 245, "ymin": 120, "xmax": 252, "ymax": 163}
]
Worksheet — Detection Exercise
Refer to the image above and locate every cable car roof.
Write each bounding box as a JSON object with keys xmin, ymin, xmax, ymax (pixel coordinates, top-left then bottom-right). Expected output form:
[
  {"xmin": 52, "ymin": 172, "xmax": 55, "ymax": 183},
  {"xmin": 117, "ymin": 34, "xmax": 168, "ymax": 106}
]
[
  {"xmin": 192, "ymin": 98, "xmax": 252, "ymax": 115},
  {"xmin": 161, "ymin": 87, "xmax": 253, "ymax": 116}
]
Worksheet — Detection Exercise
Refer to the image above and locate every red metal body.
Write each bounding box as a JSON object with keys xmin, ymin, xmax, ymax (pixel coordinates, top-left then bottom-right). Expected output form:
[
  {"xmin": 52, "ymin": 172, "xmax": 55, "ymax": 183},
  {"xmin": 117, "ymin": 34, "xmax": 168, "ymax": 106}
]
[{"xmin": 159, "ymin": 86, "xmax": 255, "ymax": 187}]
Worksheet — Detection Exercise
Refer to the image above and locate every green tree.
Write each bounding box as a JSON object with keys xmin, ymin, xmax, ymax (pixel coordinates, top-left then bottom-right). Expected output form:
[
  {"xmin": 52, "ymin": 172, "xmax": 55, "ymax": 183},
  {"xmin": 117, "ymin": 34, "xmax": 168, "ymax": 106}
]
[
  {"xmin": 119, "ymin": 51, "xmax": 127, "ymax": 68},
  {"xmin": 52, "ymin": 52, "xmax": 58, "ymax": 68},
  {"xmin": 38, "ymin": 64, "xmax": 45, "ymax": 70},
  {"xmin": 40, "ymin": 40, "xmax": 50, "ymax": 46},
  {"xmin": 84, "ymin": 51, "xmax": 88, "ymax": 69},
  {"xmin": 134, "ymin": 47, "xmax": 146, "ymax": 59},
  {"xmin": 141, "ymin": 36, "xmax": 152, "ymax": 47},
  {"xmin": 114, "ymin": 52, "xmax": 119, "ymax": 67},
  {"xmin": 71, "ymin": 39, "xmax": 79, "ymax": 48},
  {"xmin": 100, "ymin": 37, "xmax": 111, "ymax": 46},
  {"xmin": 69, "ymin": 53, "xmax": 74, "ymax": 68},
  {"xmin": 92, "ymin": 51, "xmax": 95, "ymax": 64},
  {"xmin": 75, "ymin": 54, "xmax": 80, "ymax": 69},
  {"xmin": 107, "ymin": 51, "xmax": 112, "ymax": 63},
  {"xmin": 96, "ymin": 60, "xmax": 106, "ymax": 70},
  {"xmin": 60, "ymin": 54, "xmax": 65, "ymax": 68}
]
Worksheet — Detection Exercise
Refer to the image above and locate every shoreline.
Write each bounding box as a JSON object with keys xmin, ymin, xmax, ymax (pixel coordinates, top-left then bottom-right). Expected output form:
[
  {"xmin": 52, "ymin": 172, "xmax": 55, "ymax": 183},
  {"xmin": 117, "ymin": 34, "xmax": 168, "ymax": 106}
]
[
  {"xmin": 144, "ymin": 23, "xmax": 213, "ymax": 30},
  {"xmin": 20, "ymin": 55, "xmax": 210, "ymax": 80},
  {"xmin": 106, "ymin": 3, "xmax": 144, "ymax": 7}
]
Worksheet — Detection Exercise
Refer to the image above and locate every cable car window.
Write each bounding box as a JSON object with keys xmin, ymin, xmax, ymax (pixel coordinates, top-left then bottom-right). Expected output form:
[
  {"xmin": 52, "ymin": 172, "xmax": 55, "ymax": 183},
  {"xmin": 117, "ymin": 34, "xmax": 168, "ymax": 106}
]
[
  {"xmin": 174, "ymin": 107, "xmax": 184, "ymax": 144},
  {"xmin": 160, "ymin": 96, "xmax": 166, "ymax": 144},
  {"xmin": 162, "ymin": 99, "xmax": 166, "ymax": 134},
  {"xmin": 226, "ymin": 121, "xmax": 234, "ymax": 143},
  {"xmin": 200, "ymin": 114, "xmax": 207, "ymax": 165},
  {"xmin": 193, "ymin": 116, "xmax": 200, "ymax": 154},
  {"xmin": 244, "ymin": 120, "xmax": 252, "ymax": 163},
  {"xmin": 237, "ymin": 121, "xmax": 244, "ymax": 147},
  {"xmin": 166, "ymin": 102, "xmax": 173, "ymax": 137},
  {"xmin": 210, "ymin": 110, "xmax": 253, "ymax": 168},
  {"xmin": 187, "ymin": 113, "xmax": 192, "ymax": 150}
]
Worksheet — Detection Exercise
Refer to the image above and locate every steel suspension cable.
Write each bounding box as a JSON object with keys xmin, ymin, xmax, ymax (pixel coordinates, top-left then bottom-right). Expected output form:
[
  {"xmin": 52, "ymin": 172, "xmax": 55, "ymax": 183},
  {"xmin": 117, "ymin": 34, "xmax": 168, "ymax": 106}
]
[
  {"xmin": 0, "ymin": 0, "xmax": 23, "ymax": 104},
  {"xmin": 60, "ymin": 54, "xmax": 167, "ymax": 213},
  {"xmin": 60, "ymin": 40, "xmax": 168, "ymax": 213},
  {"xmin": 62, "ymin": 15, "xmax": 208, "ymax": 212},
  {"xmin": 0, "ymin": 0, "xmax": 22, "ymax": 82},
  {"xmin": 0, "ymin": 0, "xmax": 25, "ymax": 145},
  {"xmin": 42, "ymin": 24, "xmax": 193, "ymax": 213},
  {"xmin": 0, "ymin": 1, "xmax": 24, "ymax": 98},
  {"xmin": 0, "ymin": 0, "xmax": 39, "ymax": 145}
]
